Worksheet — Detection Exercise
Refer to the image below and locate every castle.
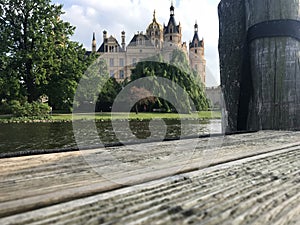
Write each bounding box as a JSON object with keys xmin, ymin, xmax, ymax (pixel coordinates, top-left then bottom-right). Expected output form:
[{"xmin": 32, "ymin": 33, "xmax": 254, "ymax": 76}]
[{"xmin": 88, "ymin": 4, "xmax": 206, "ymax": 84}]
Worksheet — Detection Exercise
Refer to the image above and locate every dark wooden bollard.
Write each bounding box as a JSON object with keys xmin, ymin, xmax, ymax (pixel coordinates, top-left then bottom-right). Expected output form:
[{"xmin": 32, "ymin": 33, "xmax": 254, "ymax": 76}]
[{"xmin": 219, "ymin": 0, "xmax": 300, "ymax": 132}]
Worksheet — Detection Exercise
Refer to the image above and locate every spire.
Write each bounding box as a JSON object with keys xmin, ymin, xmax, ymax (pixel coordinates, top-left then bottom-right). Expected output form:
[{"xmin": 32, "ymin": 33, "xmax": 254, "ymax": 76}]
[
  {"xmin": 164, "ymin": 1, "xmax": 180, "ymax": 35},
  {"xmin": 121, "ymin": 31, "xmax": 126, "ymax": 50},
  {"xmin": 189, "ymin": 22, "xmax": 201, "ymax": 49},
  {"xmin": 170, "ymin": 1, "xmax": 175, "ymax": 16},
  {"xmin": 194, "ymin": 21, "xmax": 198, "ymax": 33},
  {"xmin": 92, "ymin": 32, "xmax": 96, "ymax": 52},
  {"xmin": 153, "ymin": 10, "xmax": 156, "ymax": 22},
  {"xmin": 103, "ymin": 30, "xmax": 107, "ymax": 41}
]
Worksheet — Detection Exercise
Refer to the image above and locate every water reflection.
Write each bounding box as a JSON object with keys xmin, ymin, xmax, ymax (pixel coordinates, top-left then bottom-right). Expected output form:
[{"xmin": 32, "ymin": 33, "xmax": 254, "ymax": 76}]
[{"xmin": 0, "ymin": 119, "xmax": 221, "ymax": 154}]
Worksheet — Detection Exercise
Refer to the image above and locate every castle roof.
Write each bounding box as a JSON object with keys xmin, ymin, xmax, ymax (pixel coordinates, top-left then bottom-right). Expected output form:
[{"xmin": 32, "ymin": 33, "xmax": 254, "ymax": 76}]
[
  {"xmin": 190, "ymin": 33, "xmax": 201, "ymax": 48},
  {"xmin": 97, "ymin": 43, "xmax": 105, "ymax": 52},
  {"xmin": 164, "ymin": 18, "xmax": 180, "ymax": 34},
  {"xmin": 128, "ymin": 33, "xmax": 153, "ymax": 47},
  {"xmin": 189, "ymin": 23, "xmax": 204, "ymax": 48},
  {"xmin": 147, "ymin": 10, "xmax": 163, "ymax": 32},
  {"xmin": 164, "ymin": 4, "xmax": 180, "ymax": 34},
  {"xmin": 97, "ymin": 35, "xmax": 122, "ymax": 52}
]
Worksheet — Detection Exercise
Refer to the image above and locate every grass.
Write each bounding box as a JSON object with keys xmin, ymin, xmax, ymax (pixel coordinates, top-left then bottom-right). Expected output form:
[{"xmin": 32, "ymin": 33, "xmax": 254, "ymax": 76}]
[
  {"xmin": 0, "ymin": 111, "xmax": 221, "ymax": 123},
  {"xmin": 54, "ymin": 111, "xmax": 221, "ymax": 121}
]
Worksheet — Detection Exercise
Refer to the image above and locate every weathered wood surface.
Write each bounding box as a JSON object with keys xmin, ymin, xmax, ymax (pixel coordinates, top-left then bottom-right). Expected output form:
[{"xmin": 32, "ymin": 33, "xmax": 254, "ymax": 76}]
[
  {"xmin": 219, "ymin": 0, "xmax": 300, "ymax": 131},
  {"xmin": 218, "ymin": 0, "xmax": 247, "ymax": 132},
  {"xmin": 0, "ymin": 131, "xmax": 300, "ymax": 224},
  {"xmin": 246, "ymin": 0, "xmax": 300, "ymax": 130}
]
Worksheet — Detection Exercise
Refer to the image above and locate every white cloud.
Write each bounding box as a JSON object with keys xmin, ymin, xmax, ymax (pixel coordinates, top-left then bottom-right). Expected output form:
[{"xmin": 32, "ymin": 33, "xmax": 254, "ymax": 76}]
[{"xmin": 53, "ymin": 0, "xmax": 221, "ymax": 86}]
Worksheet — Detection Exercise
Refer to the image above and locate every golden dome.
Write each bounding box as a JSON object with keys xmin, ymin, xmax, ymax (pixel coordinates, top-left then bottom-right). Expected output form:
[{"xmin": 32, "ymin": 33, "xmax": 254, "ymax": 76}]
[{"xmin": 147, "ymin": 10, "xmax": 162, "ymax": 31}]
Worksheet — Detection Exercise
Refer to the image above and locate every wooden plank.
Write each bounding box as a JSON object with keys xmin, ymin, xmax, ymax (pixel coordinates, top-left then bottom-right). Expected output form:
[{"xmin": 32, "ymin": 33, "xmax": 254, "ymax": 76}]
[
  {"xmin": 0, "ymin": 131, "xmax": 299, "ymax": 224},
  {"xmin": 0, "ymin": 131, "xmax": 300, "ymax": 222}
]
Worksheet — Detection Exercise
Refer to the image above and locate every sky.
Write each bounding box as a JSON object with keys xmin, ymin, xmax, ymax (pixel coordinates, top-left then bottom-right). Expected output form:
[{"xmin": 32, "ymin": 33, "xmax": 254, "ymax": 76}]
[{"xmin": 52, "ymin": 0, "xmax": 221, "ymax": 87}]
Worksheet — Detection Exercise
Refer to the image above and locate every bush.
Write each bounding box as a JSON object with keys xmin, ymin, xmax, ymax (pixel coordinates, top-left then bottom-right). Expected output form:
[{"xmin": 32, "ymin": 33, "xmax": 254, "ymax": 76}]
[
  {"xmin": 0, "ymin": 101, "xmax": 13, "ymax": 114},
  {"xmin": 10, "ymin": 101, "xmax": 51, "ymax": 119}
]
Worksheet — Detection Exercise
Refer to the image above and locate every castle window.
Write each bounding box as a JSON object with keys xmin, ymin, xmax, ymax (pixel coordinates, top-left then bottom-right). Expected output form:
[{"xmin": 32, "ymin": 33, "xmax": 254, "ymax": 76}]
[
  {"xmin": 140, "ymin": 49, "xmax": 143, "ymax": 53},
  {"xmin": 195, "ymin": 49, "xmax": 198, "ymax": 54},
  {"xmin": 109, "ymin": 58, "xmax": 114, "ymax": 67},
  {"xmin": 109, "ymin": 46, "xmax": 115, "ymax": 52},
  {"xmin": 119, "ymin": 70, "xmax": 124, "ymax": 79},
  {"xmin": 119, "ymin": 58, "xmax": 124, "ymax": 67},
  {"xmin": 170, "ymin": 27, "xmax": 173, "ymax": 33},
  {"xmin": 155, "ymin": 31, "xmax": 158, "ymax": 36},
  {"xmin": 170, "ymin": 36, "xmax": 172, "ymax": 41},
  {"xmin": 138, "ymin": 38, "xmax": 143, "ymax": 45},
  {"xmin": 105, "ymin": 45, "xmax": 108, "ymax": 52}
]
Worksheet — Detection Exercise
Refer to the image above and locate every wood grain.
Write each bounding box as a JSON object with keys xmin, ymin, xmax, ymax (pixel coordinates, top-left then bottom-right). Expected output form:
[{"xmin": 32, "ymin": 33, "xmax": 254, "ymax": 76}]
[{"xmin": 0, "ymin": 131, "xmax": 300, "ymax": 224}]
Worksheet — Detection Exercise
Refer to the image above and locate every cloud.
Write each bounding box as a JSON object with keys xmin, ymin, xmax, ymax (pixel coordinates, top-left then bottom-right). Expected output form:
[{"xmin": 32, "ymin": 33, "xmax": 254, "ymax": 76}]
[{"xmin": 53, "ymin": 0, "xmax": 221, "ymax": 86}]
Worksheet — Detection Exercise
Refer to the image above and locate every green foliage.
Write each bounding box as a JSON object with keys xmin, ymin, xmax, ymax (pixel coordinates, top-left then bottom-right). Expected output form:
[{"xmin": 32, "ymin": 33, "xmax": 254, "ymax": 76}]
[
  {"xmin": 130, "ymin": 50, "xmax": 210, "ymax": 113},
  {"xmin": 170, "ymin": 49, "xmax": 190, "ymax": 73},
  {"xmin": 0, "ymin": 0, "xmax": 91, "ymax": 112},
  {"xmin": 9, "ymin": 100, "xmax": 50, "ymax": 118},
  {"xmin": 0, "ymin": 101, "xmax": 13, "ymax": 114},
  {"xmin": 129, "ymin": 86, "xmax": 156, "ymax": 114},
  {"xmin": 96, "ymin": 77, "xmax": 122, "ymax": 111},
  {"xmin": 45, "ymin": 43, "xmax": 93, "ymax": 112},
  {"xmin": 74, "ymin": 58, "xmax": 111, "ymax": 111}
]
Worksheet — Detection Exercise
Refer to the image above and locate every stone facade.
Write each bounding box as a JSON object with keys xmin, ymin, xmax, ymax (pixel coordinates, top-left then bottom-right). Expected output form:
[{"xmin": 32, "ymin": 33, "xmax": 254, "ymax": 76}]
[
  {"xmin": 88, "ymin": 4, "xmax": 206, "ymax": 84},
  {"xmin": 206, "ymin": 86, "xmax": 222, "ymax": 109}
]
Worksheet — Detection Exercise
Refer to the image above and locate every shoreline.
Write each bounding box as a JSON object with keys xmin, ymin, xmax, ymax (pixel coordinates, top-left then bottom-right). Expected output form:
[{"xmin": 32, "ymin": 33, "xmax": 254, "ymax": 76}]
[{"xmin": 0, "ymin": 111, "xmax": 221, "ymax": 124}]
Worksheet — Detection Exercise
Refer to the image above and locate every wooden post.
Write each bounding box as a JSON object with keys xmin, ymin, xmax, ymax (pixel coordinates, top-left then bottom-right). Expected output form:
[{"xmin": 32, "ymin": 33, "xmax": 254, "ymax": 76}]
[
  {"xmin": 246, "ymin": 0, "xmax": 300, "ymax": 130},
  {"xmin": 219, "ymin": 0, "xmax": 300, "ymax": 132},
  {"xmin": 218, "ymin": 0, "xmax": 247, "ymax": 133}
]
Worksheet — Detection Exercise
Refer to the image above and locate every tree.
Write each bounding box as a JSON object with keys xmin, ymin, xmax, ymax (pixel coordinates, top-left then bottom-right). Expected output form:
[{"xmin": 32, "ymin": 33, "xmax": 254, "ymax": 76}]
[
  {"xmin": 170, "ymin": 49, "xmax": 190, "ymax": 74},
  {"xmin": 96, "ymin": 77, "xmax": 122, "ymax": 112},
  {"xmin": 128, "ymin": 86, "xmax": 156, "ymax": 114},
  {"xmin": 74, "ymin": 58, "xmax": 114, "ymax": 112},
  {"xmin": 45, "ymin": 42, "xmax": 93, "ymax": 111},
  {"xmin": 0, "ymin": 0, "xmax": 90, "ymax": 111},
  {"xmin": 130, "ymin": 50, "xmax": 210, "ymax": 112}
]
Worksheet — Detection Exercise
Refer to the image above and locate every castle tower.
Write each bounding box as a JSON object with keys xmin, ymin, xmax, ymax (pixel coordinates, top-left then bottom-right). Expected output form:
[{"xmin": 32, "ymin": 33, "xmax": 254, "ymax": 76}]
[
  {"xmin": 121, "ymin": 31, "xmax": 126, "ymax": 51},
  {"xmin": 92, "ymin": 32, "xmax": 97, "ymax": 52},
  {"xmin": 163, "ymin": 3, "xmax": 182, "ymax": 46},
  {"xmin": 146, "ymin": 10, "xmax": 163, "ymax": 49},
  {"xmin": 189, "ymin": 22, "xmax": 206, "ymax": 84},
  {"xmin": 103, "ymin": 30, "xmax": 107, "ymax": 41},
  {"xmin": 87, "ymin": 3, "xmax": 207, "ymax": 84}
]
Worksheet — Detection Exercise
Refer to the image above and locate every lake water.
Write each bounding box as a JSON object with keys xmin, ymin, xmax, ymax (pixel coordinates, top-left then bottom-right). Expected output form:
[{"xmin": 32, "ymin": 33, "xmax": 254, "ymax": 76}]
[{"xmin": 0, "ymin": 119, "xmax": 222, "ymax": 154}]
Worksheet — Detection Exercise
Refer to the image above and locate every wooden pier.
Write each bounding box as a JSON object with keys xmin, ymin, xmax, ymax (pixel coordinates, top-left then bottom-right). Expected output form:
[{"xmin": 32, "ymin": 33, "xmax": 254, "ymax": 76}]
[{"xmin": 0, "ymin": 131, "xmax": 300, "ymax": 224}]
